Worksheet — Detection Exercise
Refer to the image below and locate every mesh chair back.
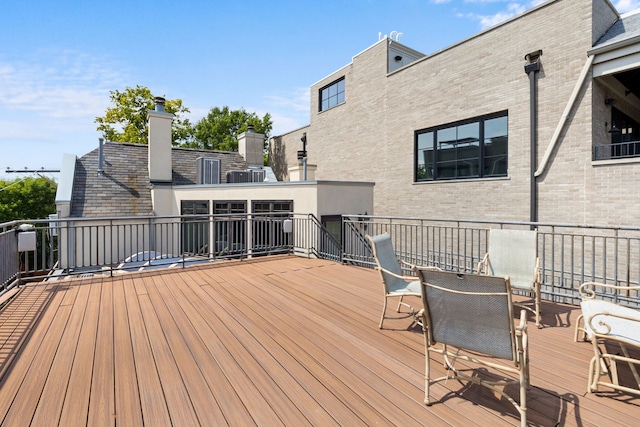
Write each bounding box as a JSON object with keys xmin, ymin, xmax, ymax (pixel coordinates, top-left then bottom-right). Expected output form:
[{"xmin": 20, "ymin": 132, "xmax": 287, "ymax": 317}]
[
  {"xmin": 417, "ymin": 269, "xmax": 516, "ymax": 361},
  {"xmin": 488, "ymin": 229, "xmax": 537, "ymax": 291},
  {"xmin": 368, "ymin": 234, "xmax": 407, "ymax": 293}
]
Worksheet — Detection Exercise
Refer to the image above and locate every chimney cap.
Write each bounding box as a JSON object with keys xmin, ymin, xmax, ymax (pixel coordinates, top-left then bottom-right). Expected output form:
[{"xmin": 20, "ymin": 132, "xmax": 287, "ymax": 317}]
[{"xmin": 154, "ymin": 97, "xmax": 166, "ymax": 112}]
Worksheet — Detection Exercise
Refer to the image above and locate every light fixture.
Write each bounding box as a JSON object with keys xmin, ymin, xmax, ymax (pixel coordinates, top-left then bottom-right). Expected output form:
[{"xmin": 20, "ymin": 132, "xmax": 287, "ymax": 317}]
[
  {"xmin": 394, "ymin": 55, "xmax": 402, "ymax": 62},
  {"xmin": 606, "ymin": 121, "xmax": 621, "ymax": 133},
  {"xmin": 605, "ymin": 98, "xmax": 616, "ymax": 106}
]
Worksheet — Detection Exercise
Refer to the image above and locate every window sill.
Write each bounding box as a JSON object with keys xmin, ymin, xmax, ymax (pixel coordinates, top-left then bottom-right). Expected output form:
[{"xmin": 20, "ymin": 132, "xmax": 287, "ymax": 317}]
[
  {"xmin": 592, "ymin": 157, "xmax": 640, "ymax": 167},
  {"xmin": 413, "ymin": 176, "xmax": 510, "ymax": 184}
]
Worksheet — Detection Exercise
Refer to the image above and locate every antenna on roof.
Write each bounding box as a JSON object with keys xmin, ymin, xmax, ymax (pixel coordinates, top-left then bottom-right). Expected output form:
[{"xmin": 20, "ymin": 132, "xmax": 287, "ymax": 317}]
[{"xmin": 380, "ymin": 31, "xmax": 403, "ymax": 42}]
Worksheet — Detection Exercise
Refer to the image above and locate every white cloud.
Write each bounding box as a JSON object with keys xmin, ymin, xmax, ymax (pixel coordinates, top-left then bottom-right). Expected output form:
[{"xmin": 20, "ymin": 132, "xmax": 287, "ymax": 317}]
[
  {"xmin": 459, "ymin": 2, "xmax": 533, "ymax": 29},
  {"xmin": 0, "ymin": 49, "xmax": 128, "ymax": 120},
  {"xmin": 264, "ymin": 87, "xmax": 310, "ymax": 135},
  {"xmin": 615, "ymin": 0, "xmax": 640, "ymax": 13}
]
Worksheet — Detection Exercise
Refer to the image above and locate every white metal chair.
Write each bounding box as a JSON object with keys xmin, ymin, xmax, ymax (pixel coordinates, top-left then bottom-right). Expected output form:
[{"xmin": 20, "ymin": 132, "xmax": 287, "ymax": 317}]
[
  {"xmin": 574, "ymin": 282, "xmax": 640, "ymax": 396},
  {"xmin": 414, "ymin": 268, "xmax": 529, "ymax": 427},
  {"xmin": 366, "ymin": 233, "xmax": 422, "ymax": 329},
  {"xmin": 477, "ymin": 228, "xmax": 541, "ymax": 327}
]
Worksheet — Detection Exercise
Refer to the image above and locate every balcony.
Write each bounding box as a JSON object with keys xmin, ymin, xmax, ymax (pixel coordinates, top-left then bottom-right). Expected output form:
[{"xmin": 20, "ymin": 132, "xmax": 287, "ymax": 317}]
[{"xmin": 1, "ymin": 214, "xmax": 640, "ymax": 424}]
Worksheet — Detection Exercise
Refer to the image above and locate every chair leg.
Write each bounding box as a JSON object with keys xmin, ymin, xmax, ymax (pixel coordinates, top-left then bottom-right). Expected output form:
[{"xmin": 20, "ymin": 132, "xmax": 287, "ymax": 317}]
[
  {"xmin": 424, "ymin": 339, "xmax": 432, "ymax": 405},
  {"xmin": 620, "ymin": 344, "xmax": 640, "ymax": 388},
  {"xmin": 574, "ymin": 314, "xmax": 585, "ymax": 342},
  {"xmin": 535, "ymin": 286, "xmax": 542, "ymax": 328},
  {"xmin": 396, "ymin": 295, "xmax": 404, "ymax": 312},
  {"xmin": 519, "ymin": 370, "xmax": 527, "ymax": 427},
  {"xmin": 379, "ymin": 295, "xmax": 389, "ymax": 329}
]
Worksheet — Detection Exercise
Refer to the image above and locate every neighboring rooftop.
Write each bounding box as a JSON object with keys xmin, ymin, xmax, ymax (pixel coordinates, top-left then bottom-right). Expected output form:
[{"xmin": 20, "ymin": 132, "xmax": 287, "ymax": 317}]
[
  {"xmin": 69, "ymin": 141, "xmax": 248, "ymax": 217},
  {"xmin": 594, "ymin": 9, "xmax": 640, "ymax": 48}
]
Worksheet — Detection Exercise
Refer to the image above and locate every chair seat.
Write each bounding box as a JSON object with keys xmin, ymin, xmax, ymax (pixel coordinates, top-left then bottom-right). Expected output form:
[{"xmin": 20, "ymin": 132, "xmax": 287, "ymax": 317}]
[
  {"xmin": 387, "ymin": 280, "xmax": 421, "ymax": 296},
  {"xmin": 580, "ymin": 299, "xmax": 640, "ymax": 343}
]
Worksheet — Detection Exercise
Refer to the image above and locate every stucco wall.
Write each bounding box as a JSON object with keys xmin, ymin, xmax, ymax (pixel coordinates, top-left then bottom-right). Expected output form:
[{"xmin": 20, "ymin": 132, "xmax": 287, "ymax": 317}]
[{"xmin": 167, "ymin": 181, "xmax": 374, "ymax": 219}]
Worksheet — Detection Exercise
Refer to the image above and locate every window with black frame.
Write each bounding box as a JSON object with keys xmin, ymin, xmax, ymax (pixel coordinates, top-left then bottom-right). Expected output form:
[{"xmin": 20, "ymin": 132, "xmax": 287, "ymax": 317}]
[
  {"xmin": 181, "ymin": 200, "xmax": 209, "ymax": 255},
  {"xmin": 213, "ymin": 201, "xmax": 247, "ymax": 256},
  {"xmin": 415, "ymin": 112, "xmax": 508, "ymax": 181},
  {"xmin": 319, "ymin": 78, "xmax": 345, "ymax": 112},
  {"xmin": 609, "ymin": 107, "xmax": 640, "ymax": 159},
  {"xmin": 252, "ymin": 200, "xmax": 293, "ymax": 254}
]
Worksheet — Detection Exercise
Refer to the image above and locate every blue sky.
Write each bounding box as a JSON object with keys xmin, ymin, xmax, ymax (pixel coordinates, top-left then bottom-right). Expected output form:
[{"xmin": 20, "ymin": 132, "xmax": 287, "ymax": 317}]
[{"xmin": 1, "ymin": 0, "xmax": 639, "ymax": 180}]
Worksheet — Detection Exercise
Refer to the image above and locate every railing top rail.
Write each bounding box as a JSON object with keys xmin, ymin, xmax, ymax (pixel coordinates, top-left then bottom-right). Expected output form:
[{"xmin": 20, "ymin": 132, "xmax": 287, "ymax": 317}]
[
  {"xmin": 3, "ymin": 212, "xmax": 313, "ymax": 227},
  {"xmin": 341, "ymin": 214, "xmax": 640, "ymax": 233}
]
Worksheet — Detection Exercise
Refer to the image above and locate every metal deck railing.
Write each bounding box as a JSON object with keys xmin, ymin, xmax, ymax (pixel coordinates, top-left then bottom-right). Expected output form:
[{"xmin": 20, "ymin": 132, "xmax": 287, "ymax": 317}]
[
  {"xmin": 0, "ymin": 213, "xmax": 340, "ymax": 289},
  {"xmin": 342, "ymin": 215, "xmax": 640, "ymax": 307},
  {"xmin": 2, "ymin": 213, "xmax": 640, "ymax": 309}
]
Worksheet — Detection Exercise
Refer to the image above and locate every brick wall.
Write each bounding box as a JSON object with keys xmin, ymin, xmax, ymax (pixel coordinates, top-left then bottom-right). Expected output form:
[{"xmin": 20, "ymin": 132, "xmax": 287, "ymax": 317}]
[{"xmin": 272, "ymin": 0, "xmax": 640, "ymax": 226}]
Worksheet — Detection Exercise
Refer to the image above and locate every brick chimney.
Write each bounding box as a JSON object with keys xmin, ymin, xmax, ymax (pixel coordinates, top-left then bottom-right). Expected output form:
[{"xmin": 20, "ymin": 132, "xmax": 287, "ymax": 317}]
[{"xmin": 148, "ymin": 97, "xmax": 173, "ymax": 184}]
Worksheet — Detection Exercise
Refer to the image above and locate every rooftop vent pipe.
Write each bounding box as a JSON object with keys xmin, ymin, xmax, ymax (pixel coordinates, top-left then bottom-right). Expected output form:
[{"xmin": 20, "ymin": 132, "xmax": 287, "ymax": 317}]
[
  {"xmin": 154, "ymin": 97, "xmax": 166, "ymax": 113},
  {"xmin": 98, "ymin": 137, "xmax": 104, "ymax": 176}
]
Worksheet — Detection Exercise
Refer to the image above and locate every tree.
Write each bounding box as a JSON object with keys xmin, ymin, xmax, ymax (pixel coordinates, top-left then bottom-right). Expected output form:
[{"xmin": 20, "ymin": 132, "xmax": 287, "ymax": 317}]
[
  {"xmin": 0, "ymin": 177, "xmax": 57, "ymax": 223},
  {"xmin": 95, "ymin": 85, "xmax": 194, "ymax": 145},
  {"xmin": 186, "ymin": 106, "xmax": 272, "ymax": 152}
]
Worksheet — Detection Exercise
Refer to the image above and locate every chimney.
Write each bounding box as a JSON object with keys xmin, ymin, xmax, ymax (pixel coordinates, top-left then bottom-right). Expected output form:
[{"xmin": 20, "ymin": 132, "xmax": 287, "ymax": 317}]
[
  {"xmin": 238, "ymin": 126, "xmax": 264, "ymax": 167},
  {"xmin": 148, "ymin": 97, "xmax": 173, "ymax": 183}
]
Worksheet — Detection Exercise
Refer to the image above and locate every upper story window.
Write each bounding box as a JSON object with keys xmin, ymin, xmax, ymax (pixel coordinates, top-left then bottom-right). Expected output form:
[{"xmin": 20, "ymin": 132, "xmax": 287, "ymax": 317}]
[
  {"xmin": 319, "ymin": 78, "xmax": 345, "ymax": 112},
  {"xmin": 415, "ymin": 112, "xmax": 508, "ymax": 181},
  {"xmin": 594, "ymin": 107, "xmax": 640, "ymax": 160}
]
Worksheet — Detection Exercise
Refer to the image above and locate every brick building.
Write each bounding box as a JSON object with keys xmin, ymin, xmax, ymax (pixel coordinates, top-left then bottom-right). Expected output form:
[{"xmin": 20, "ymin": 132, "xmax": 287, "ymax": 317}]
[{"xmin": 270, "ymin": 0, "xmax": 640, "ymax": 226}]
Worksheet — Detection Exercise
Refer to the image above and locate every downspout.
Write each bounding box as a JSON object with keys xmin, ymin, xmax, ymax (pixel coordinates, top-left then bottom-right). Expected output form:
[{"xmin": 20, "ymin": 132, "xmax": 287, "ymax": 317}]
[
  {"xmin": 535, "ymin": 55, "xmax": 595, "ymax": 177},
  {"xmin": 524, "ymin": 50, "xmax": 542, "ymax": 225}
]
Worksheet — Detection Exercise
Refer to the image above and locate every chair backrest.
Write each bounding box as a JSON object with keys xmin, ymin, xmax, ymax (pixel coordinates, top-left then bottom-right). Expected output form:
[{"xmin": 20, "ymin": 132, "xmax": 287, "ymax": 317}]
[
  {"xmin": 487, "ymin": 229, "xmax": 538, "ymax": 290},
  {"xmin": 415, "ymin": 268, "xmax": 516, "ymax": 361},
  {"xmin": 366, "ymin": 233, "xmax": 408, "ymax": 293}
]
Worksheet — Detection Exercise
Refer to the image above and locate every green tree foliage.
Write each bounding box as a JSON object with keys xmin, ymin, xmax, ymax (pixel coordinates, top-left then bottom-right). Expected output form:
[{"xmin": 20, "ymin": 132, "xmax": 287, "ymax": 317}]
[
  {"xmin": 186, "ymin": 106, "xmax": 273, "ymax": 152},
  {"xmin": 0, "ymin": 177, "xmax": 57, "ymax": 223},
  {"xmin": 95, "ymin": 85, "xmax": 194, "ymax": 145}
]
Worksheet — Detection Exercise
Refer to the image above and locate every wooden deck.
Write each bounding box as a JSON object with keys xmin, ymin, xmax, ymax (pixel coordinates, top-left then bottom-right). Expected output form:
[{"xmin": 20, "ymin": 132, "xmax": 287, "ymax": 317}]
[{"xmin": 0, "ymin": 255, "xmax": 639, "ymax": 426}]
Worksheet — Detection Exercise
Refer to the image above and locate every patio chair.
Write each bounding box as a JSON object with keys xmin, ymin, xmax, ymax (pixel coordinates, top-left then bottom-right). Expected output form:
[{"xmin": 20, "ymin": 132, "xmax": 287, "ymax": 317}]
[
  {"xmin": 413, "ymin": 268, "xmax": 529, "ymax": 427},
  {"xmin": 477, "ymin": 228, "xmax": 542, "ymax": 327},
  {"xmin": 574, "ymin": 282, "xmax": 640, "ymax": 396},
  {"xmin": 366, "ymin": 233, "xmax": 423, "ymax": 329}
]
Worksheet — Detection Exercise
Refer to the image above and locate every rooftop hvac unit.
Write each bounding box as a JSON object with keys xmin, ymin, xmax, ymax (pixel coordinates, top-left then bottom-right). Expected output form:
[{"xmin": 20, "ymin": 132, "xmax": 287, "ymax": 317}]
[
  {"xmin": 251, "ymin": 169, "xmax": 266, "ymax": 183},
  {"xmin": 227, "ymin": 170, "xmax": 252, "ymax": 183},
  {"xmin": 196, "ymin": 157, "xmax": 221, "ymax": 184}
]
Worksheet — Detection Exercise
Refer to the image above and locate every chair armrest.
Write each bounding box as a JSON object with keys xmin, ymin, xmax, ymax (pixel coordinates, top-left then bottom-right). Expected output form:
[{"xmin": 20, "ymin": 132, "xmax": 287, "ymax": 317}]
[
  {"xmin": 579, "ymin": 282, "xmax": 640, "ymax": 300},
  {"xmin": 400, "ymin": 260, "xmax": 417, "ymax": 270},
  {"xmin": 477, "ymin": 253, "xmax": 489, "ymax": 274},
  {"xmin": 515, "ymin": 309, "xmax": 528, "ymax": 365},
  {"xmin": 515, "ymin": 309, "xmax": 528, "ymax": 333},
  {"xmin": 376, "ymin": 266, "xmax": 416, "ymax": 282}
]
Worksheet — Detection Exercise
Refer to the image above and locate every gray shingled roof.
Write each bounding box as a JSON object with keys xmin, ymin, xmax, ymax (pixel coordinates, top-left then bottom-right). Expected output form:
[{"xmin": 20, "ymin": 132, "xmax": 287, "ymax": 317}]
[
  {"xmin": 594, "ymin": 10, "xmax": 640, "ymax": 48},
  {"xmin": 70, "ymin": 142, "xmax": 248, "ymax": 217}
]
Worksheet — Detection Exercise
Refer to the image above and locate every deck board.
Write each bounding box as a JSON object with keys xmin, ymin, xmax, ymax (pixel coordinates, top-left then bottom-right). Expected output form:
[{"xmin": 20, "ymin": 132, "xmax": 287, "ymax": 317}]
[{"xmin": 1, "ymin": 255, "xmax": 640, "ymax": 426}]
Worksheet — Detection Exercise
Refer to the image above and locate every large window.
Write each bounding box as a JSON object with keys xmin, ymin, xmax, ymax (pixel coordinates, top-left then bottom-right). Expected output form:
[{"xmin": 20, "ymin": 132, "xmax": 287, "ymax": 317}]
[
  {"xmin": 595, "ymin": 107, "xmax": 640, "ymax": 160},
  {"xmin": 319, "ymin": 78, "xmax": 345, "ymax": 112},
  {"xmin": 415, "ymin": 112, "xmax": 508, "ymax": 181}
]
